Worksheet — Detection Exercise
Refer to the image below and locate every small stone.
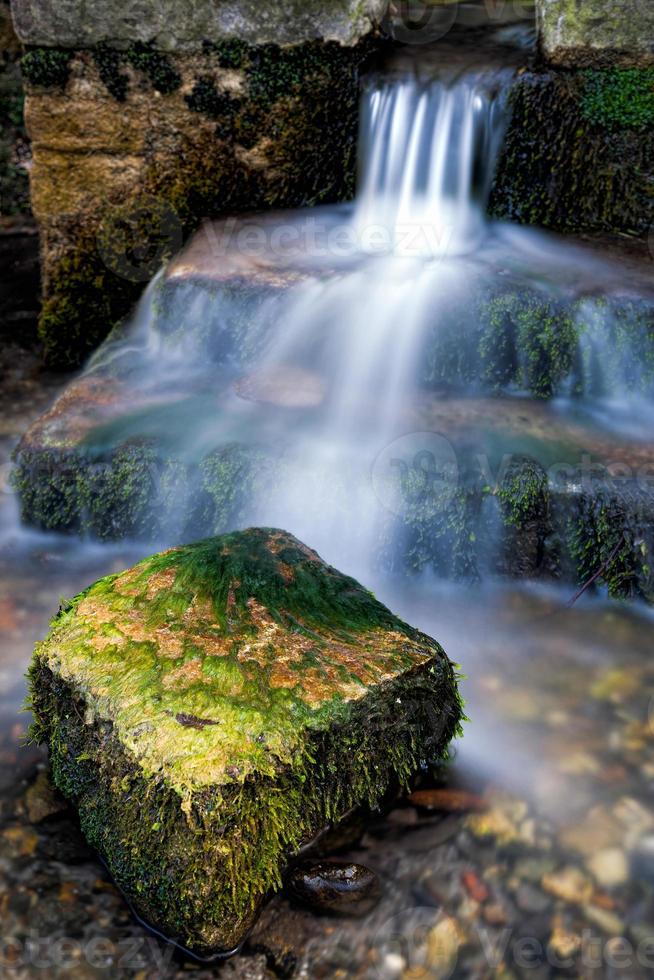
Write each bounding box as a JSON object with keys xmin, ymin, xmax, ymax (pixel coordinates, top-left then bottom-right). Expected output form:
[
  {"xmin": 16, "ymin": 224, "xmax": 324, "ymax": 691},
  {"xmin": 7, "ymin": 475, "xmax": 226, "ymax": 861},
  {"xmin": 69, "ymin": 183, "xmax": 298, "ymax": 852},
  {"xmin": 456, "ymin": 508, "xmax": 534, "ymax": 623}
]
[
  {"xmin": 386, "ymin": 807, "xmax": 419, "ymax": 827},
  {"xmin": 586, "ymin": 848, "xmax": 629, "ymax": 889},
  {"xmin": 461, "ymin": 870, "xmax": 489, "ymax": 903},
  {"xmin": 465, "ymin": 793, "xmax": 529, "ymax": 846},
  {"xmin": 425, "ymin": 917, "xmax": 466, "ymax": 979},
  {"xmin": 286, "ymin": 862, "xmax": 380, "ymax": 917},
  {"xmin": 583, "ymin": 905, "xmax": 625, "ymax": 936},
  {"xmin": 549, "ymin": 923, "xmax": 581, "ymax": 961},
  {"xmin": 541, "ymin": 867, "xmax": 593, "ymax": 906},
  {"xmin": 559, "ymin": 805, "xmax": 623, "ymax": 858},
  {"xmin": 483, "ymin": 902, "xmax": 509, "ymax": 926},
  {"xmin": 590, "ymin": 668, "xmax": 640, "ymax": 702},
  {"xmin": 515, "ymin": 884, "xmax": 551, "ymax": 915},
  {"xmin": 514, "ymin": 857, "xmax": 557, "ymax": 882},
  {"xmin": 631, "ymin": 835, "xmax": 654, "ymax": 883},
  {"xmin": 382, "ymin": 953, "xmax": 406, "ymax": 978},
  {"xmin": 25, "ymin": 771, "xmax": 68, "ymax": 824},
  {"xmin": 0, "ymin": 825, "xmax": 39, "ymax": 857}
]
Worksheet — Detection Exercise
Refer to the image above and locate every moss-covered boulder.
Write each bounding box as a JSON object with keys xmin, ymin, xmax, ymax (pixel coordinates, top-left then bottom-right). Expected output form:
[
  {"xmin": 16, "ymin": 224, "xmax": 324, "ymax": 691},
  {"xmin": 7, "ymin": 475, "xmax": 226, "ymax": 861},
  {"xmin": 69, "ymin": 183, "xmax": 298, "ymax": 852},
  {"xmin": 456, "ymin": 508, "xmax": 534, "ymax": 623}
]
[{"xmin": 28, "ymin": 527, "xmax": 462, "ymax": 956}]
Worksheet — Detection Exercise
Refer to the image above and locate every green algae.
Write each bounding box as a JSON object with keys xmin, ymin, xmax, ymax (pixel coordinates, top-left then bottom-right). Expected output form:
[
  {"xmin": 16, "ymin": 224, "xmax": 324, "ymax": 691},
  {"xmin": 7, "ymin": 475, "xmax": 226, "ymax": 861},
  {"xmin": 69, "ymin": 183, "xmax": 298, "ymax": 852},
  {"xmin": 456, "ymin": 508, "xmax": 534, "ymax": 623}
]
[
  {"xmin": 28, "ymin": 528, "xmax": 463, "ymax": 953},
  {"xmin": 20, "ymin": 48, "xmax": 72, "ymax": 88},
  {"xmin": 582, "ymin": 68, "xmax": 654, "ymax": 131},
  {"xmin": 490, "ymin": 70, "xmax": 654, "ymax": 235}
]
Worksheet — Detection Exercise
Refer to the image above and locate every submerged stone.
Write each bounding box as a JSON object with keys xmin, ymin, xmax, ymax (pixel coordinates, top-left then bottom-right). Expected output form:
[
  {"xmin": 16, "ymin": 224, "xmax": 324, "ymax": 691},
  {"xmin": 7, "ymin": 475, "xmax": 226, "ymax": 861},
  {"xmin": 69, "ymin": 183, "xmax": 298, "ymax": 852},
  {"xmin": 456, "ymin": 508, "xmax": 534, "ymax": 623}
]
[
  {"xmin": 28, "ymin": 527, "xmax": 462, "ymax": 956},
  {"xmin": 286, "ymin": 861, "xmax": 381, "ymax": 917}
]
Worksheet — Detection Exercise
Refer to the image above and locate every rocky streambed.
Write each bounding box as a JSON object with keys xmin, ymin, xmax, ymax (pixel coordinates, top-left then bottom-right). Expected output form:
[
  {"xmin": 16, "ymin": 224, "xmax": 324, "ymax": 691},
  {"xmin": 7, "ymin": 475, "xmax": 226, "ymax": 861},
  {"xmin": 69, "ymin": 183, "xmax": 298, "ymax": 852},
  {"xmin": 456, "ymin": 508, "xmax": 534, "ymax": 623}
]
[{"xmin": 1, "ymin": 358, "xmax": 654, "ymax": 978}]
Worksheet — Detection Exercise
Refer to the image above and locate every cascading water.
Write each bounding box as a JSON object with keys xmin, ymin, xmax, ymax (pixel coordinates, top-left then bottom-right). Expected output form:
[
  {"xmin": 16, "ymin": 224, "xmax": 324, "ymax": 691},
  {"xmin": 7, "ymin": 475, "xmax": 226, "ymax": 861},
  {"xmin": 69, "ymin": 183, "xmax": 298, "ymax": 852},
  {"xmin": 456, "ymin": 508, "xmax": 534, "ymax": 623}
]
[
  {"xmin": 8, "ymin": 70, "xmax": 654, "ymax": 581},
  {"xmin": 4, "ymin": 35, "xmax": 654, "ymax": 972},
  {"xmin": 354, "ymin": 76, "xmax": 507, "ymax": 256}
]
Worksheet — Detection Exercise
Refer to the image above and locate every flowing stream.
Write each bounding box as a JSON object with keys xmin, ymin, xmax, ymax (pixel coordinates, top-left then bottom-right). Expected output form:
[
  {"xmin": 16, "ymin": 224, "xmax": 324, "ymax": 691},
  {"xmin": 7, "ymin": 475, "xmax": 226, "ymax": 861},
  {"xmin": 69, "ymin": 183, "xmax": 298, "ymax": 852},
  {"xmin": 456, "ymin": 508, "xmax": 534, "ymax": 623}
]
[{"xmin": 1, "ymin": 39, "xmax": 654, "ymax": 978}]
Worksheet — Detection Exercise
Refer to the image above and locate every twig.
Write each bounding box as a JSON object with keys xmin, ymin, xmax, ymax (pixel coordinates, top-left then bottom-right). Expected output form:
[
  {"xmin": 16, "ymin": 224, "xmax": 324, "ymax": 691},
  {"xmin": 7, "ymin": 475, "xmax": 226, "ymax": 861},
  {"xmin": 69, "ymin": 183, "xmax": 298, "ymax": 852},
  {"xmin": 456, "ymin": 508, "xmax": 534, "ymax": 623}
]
[{"xmin": 565, "ymin": 532, "xmax": 627, "ymax": 609}]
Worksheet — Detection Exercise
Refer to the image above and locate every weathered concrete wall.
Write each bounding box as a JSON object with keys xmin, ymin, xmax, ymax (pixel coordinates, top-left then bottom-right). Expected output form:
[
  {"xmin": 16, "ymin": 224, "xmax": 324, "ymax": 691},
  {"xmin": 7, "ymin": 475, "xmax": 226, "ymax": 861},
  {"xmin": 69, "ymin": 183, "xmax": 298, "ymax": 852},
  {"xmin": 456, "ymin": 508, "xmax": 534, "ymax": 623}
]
[
  {"xmin": 9, "ymin": 0, "xmax": 387, "ymax": 367},
  {"xmin": 12, "ymin": 0, "xmax": 389, "ymax": 48},
  {"xmin": 538, "ymin": 0, "xmax": 654, "ymax": 66}
]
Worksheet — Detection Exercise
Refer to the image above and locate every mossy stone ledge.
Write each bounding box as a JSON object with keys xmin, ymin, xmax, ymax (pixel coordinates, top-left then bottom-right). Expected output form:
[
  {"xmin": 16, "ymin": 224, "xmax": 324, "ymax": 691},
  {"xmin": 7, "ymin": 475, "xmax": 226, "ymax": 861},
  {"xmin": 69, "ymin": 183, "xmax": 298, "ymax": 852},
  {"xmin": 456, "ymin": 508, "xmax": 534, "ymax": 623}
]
[{"xmin": 28, "ymin": 527, "xmax": 463, "ymax": 956}]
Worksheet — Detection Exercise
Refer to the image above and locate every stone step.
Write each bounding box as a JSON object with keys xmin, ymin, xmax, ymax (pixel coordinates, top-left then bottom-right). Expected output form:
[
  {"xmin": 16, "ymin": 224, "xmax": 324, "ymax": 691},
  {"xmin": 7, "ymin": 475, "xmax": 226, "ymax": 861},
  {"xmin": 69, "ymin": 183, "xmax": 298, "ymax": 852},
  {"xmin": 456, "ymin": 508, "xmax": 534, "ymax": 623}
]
[{"xmin": 12, "ymin": 379, "xmax": 654, "ymax": 600}]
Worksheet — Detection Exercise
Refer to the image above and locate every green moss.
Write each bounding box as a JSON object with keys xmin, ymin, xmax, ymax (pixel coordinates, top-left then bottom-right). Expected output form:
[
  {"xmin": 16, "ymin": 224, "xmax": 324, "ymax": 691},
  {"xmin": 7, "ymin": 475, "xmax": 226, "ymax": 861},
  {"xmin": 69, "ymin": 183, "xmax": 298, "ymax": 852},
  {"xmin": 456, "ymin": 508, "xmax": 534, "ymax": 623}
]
[
  {"xmin": 126, "ymin": 42, "xmax": 181, "ymax": 95},
  {"xmin": 28, "ymin": 529, "xmax": 463, "ymax": 953},
  {"xmin": 11, "ymin": 441, "xmax": 159, "ymax": 538},
  {"xmin": 210, "ymin": 38, "xmax": 250, "ymax": 71},
  {"xmin": 185, "ymin": 76, "xmax": 241, "ymax": 139},
  {"xmin": 490, "ymin": 71, "xmax": 654, "ymax": 235},
  {"xmin": 92, "ymin": 44, "xmax": 129, "ymax": 102},
  {"xmin": 582, "ymin": 68, "xmax": 654, "ymax": 131},
  {"xmin": 37, "ymin": 231, "xmax": 142, "ymax": 370},
  {"xmin": 498, "ymin": 457, "xmax": 549, "ymax": 530},
  {"xmin": 20, "ymin": 48, "xmax": 72, "ymax": 88},
  {"xmin": 485, "ymin": 294, "xmax": 577, "ymax": 398},
  {"xmin": 565, "ymin": 485, "xmax": 654, "ymax": 601}
]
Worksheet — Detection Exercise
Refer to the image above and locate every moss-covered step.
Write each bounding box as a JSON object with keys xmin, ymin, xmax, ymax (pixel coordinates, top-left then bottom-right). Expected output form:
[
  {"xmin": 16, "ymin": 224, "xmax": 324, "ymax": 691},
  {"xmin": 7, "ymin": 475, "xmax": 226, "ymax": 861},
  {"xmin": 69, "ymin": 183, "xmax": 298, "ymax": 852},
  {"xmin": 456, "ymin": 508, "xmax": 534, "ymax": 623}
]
[
  {"xmin": 491, "ymin": 67, "xmax": 654, "ymax": 235},
  {"xmin": 18, "ymin": 36, "xmax": 383, "ymax": 368},
  {"xmin": 13, "ymin": 374, "xmax": 654, "ymax": 599},
  {"xmin": 28, "ymin": 526, "xmax": 463, "ymax": 956}
]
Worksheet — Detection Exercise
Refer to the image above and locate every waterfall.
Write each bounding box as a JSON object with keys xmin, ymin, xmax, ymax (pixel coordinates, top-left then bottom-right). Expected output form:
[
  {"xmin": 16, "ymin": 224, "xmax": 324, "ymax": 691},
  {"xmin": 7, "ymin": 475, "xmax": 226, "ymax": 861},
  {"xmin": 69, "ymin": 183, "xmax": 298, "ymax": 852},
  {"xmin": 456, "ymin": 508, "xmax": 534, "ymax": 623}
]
[
  {"xmin": 12, "ymin": 69, "xmax": 654, "ymax": 583},
  {"xmin": 354, "ymin": 77, "xmax": 507, "ymax": 256}
]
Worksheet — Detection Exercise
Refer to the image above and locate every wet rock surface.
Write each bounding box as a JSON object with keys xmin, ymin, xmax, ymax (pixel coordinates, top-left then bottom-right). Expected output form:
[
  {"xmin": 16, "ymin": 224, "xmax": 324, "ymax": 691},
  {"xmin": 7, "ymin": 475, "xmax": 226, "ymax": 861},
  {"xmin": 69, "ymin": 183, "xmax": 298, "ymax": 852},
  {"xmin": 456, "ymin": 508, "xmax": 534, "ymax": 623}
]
[
  {"xmin": 538, "ymin": 0, "xmax": 654, "ymax": 67},
  {"xmin": 2, "ymin": 349, "xmax": 653, "ymax": 978},
  {"xmin": 286, "ymin": 862, "xmax": 381, "ymax": 917},
  {"xmin": 11, "ymin": 0, "xmax": 389, "ymax": 49}
]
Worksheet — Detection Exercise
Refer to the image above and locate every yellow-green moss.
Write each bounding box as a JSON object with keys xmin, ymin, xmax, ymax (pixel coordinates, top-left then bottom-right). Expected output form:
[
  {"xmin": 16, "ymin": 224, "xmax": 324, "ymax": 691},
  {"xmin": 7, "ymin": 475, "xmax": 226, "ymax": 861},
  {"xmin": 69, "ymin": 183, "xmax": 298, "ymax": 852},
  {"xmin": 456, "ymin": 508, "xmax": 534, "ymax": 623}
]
[{"xmin": 28, "ymin": 528, "xmax": 463, "ymax": 954}]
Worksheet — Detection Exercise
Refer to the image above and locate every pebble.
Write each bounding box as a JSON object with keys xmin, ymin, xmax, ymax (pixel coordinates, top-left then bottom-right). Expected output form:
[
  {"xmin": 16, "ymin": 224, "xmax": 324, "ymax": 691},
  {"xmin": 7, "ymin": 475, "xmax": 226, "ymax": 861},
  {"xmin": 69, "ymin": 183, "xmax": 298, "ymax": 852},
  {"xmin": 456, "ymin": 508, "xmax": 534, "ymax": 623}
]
[
  {"xmin": 549, "ymin": 922, "xmax": 581, "ymax": 960},
  {"xmin": 586, "ymin": 848, "xmax": 629, "ymax": 888},
  {"xmin": 425, "ymin": 917, "xmax": 465, "ymax": 979},
  {"xmin": 559, "ymin": 805, "xmax": 623, "ymax": 857},
  {"xmin": 25, "ymin": 771, "xmax": 68, "ymax": 824},
  {"xmin": 461, "ymin": 870, "xmax": 489, "ymax": 903},
  {"xmin": 541, "ymin": 867, "xmax": 593, "ymax": 905},
  {"xmin": 514, "ymin": 857, "xmax": 556, "ymax": 882},
  {"xmin": 583, "ymin": 904, "xmax": 625, "ymax": 936},
  {"xmin": 382, "ymin": 952, "xmax": 405, "ymax": 977},
  {"xmin": 483, "ymin": 902, "xmax": 509, "ymax": 926},
  {"xmin": 286, "ymin": 862, "xmax": 380, "ymax": 917},
  {"xmin": 0, "ymin": 826, "xmax": 39, "ymax": 858},
  {"xmin": 632, "ymin": 835, "xmax": 654, "ymax": 882},
  {"xmin": 515, "ymin": 884, "xmax": 551, "ymax": 915}
]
